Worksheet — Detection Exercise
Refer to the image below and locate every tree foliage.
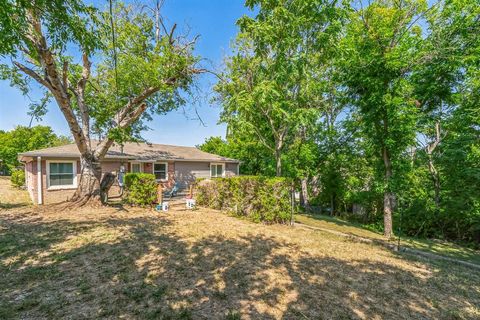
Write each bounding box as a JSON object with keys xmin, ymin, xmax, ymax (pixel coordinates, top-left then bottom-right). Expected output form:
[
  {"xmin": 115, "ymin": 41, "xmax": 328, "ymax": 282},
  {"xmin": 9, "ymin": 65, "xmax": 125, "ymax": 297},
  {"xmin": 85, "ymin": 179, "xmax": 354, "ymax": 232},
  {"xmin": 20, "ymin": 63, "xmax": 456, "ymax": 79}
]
[
  {"xmin": 208, "ymin": 0, "xmax": 480, "ymax": 244},
  {"xmin": 215, "ymin": 0, "xmax": 348, "ymax": 176},
  {"xmin": 0, "ymin": 126, "xmax": 71, "ymax": 173}
]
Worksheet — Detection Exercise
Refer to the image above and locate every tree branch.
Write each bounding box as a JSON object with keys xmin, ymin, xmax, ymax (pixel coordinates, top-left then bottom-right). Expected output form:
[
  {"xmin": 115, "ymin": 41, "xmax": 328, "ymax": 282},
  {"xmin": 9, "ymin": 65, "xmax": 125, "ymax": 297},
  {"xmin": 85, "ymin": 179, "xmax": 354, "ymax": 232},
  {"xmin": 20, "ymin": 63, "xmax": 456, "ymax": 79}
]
[
  {"xmin": 168, "ymin": 23, "xmax": 177, "ymax": 45},
  {"xmin": 113, "ymin": 86, "xmax": 159, "ymax": 125},
  {"xmin": 75, "ymin": 53, "xmax": 92, "ymax": 143},
  {"xmin": 94, "ymin": 102, "xmax": 149, "ymax": 159},
  {"xmin": 13, "ymin": 61, "xmax": 52, "ymax": 90},
  {"xmin": 26, "ymin": 9, "xmax": 88, "ymax": 154},
  {"xmin": 62, "ymin": 60, "xmax": 69, "ymax": 89},
  {"xmin": 249, "ymin": 122, "xmax": 274, "ymax": 152}
]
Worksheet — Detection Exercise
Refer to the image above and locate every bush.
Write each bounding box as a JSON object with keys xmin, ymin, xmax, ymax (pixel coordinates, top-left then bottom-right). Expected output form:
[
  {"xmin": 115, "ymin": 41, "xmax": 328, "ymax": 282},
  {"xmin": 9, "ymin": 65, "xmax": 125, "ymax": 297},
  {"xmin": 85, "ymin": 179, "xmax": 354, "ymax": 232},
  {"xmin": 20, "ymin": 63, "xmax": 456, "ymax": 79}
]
[
  {"xmin": 124, "ymin": 173, "xmax": 157, "ymax": 206},
  {"xmin": 195, "ymin": 176, "xmax": 293, "ymax": 224},
  {"xmin": 10, "ymin": 169, "xmax": 25, "ymax": 188}
]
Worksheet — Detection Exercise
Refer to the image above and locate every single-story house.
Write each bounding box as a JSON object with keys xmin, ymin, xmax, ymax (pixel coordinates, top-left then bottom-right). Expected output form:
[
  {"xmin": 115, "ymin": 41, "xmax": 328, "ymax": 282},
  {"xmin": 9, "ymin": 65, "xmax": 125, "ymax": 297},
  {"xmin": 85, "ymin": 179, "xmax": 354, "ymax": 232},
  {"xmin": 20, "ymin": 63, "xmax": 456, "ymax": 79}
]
[{"xmin": 18, "ymin": 141, "xmax": 240, "ymax": 205}]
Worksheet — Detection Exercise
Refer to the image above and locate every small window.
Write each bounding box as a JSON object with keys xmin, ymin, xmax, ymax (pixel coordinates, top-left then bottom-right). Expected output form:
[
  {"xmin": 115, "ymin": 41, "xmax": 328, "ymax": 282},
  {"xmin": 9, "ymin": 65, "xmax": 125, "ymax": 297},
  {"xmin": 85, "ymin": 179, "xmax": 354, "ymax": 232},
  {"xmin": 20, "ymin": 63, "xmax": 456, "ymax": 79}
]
[
  {"xmin": 154, "ymin": 163, "xmax": 167, "ymax": 180},
  {"xmin": 131, "ymin": 163, "xmax": 141, "ymax": 173},
  {"xmin": 48, "ymin": 162, "xmax": 75, "ymax": 187},
  {"xmin": 210, "ymin": 163, "xmax": 224, "ymax": 178}
]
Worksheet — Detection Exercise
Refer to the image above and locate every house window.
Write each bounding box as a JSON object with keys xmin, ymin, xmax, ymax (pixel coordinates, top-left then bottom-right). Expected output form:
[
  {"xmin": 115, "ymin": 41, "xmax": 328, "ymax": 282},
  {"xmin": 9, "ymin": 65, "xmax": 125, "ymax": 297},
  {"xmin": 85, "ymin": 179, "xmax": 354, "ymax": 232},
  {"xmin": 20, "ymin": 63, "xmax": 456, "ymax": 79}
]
[
  {"xmin": 153, "ymin": 163, "xmax": 167, "ymax": 180},
  {"xmin": 210, "ymin": 163, "xmax": 225, "ymax": 178},
  {"xmin": 131, "ymin": 162, "xmax": 142, "ymax": 173},
  {"xmin": 47, "ymin": 161, "xmax": 76, "ymax": 188}
]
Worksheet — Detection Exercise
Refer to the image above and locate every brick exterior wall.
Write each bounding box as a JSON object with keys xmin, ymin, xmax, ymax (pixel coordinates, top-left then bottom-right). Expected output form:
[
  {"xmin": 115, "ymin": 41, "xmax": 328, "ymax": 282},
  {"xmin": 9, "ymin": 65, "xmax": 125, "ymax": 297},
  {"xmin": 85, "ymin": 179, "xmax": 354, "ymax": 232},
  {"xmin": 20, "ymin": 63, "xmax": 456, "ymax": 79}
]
[
  {"xmin": 131, "ymin": 161, "xmax": 175, "ymax": 188},
  {"xmin": 166, "ymin": 161, "xmax": 175, "ymax": 188},
  {"xmin": 25, "ymin": 160, "xmax": 36, "ymax": 202},
  {"xmin": 24, "ymin": 158, "xmax": 81, "ymax": 205}
]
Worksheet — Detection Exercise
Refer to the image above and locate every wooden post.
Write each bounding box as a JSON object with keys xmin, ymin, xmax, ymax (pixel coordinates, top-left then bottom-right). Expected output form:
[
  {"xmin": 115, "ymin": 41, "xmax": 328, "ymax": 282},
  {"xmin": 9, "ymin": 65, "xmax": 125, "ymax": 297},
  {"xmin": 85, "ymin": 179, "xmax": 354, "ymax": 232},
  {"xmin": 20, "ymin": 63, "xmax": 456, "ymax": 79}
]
[
  {"xmin": 189, "ymin": 184, "xmax": 193, "ymax": 199},
  {"xmin": 157, "ymin": 183, "xmax": 163, "ymax": 204}
]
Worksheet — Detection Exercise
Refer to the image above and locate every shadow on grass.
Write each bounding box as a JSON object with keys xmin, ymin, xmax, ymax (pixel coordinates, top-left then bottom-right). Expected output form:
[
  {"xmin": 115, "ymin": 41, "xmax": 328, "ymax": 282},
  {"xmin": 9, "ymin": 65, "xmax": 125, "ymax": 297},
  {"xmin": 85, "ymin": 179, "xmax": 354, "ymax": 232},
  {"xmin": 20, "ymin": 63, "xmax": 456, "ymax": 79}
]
[{"xmin": 0, "ymin": 208, "xmax": 479, "ymax": 319}]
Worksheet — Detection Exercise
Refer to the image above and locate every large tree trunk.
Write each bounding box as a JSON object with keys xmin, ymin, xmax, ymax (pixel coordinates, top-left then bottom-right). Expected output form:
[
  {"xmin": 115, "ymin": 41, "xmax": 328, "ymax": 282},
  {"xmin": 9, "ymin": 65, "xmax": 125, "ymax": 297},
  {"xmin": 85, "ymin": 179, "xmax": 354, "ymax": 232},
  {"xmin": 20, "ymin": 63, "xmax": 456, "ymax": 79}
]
[
  {"xmin": 71, "ymin": 154, "xmax": 104, "ymax": 206},
  {"xmin": 384, "ymin": 191, "xmax": 395, "ymax": 238},
  {"xmin": 300, "ymin": 177, "xmax": 310, "ymax": 212},
  {"xmin": 382, "ymin": 147, "xmax": 394, "ymax": 239}
]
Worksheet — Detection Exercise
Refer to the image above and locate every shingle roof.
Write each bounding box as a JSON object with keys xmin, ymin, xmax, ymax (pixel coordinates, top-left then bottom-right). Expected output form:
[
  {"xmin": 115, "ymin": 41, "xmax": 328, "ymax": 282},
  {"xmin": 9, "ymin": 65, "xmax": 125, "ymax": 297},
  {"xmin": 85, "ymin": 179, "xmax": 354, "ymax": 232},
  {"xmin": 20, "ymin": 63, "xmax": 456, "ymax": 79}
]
[{"xmin": 18, "ymin": 141, "xmax": 239, "ymax": 163}]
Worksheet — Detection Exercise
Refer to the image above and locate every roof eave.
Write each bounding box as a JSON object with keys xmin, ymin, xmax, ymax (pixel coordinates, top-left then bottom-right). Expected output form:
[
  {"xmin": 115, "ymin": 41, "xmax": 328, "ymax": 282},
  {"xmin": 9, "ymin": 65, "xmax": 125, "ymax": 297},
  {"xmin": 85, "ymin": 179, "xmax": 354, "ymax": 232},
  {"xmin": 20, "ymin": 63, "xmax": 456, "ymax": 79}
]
[{"xmin": 18, "ymin": 153, "xmax": 240, "ymax": 164}]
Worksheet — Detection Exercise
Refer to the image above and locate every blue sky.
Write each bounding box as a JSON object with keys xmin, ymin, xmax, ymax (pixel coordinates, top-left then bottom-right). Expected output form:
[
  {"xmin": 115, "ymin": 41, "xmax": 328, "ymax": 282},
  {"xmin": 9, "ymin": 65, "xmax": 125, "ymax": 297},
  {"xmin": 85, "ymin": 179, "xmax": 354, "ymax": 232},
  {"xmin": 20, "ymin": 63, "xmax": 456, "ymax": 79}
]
[{"xmin": 0, "ymin": 0, "xmax": 251, "ymax": 147}]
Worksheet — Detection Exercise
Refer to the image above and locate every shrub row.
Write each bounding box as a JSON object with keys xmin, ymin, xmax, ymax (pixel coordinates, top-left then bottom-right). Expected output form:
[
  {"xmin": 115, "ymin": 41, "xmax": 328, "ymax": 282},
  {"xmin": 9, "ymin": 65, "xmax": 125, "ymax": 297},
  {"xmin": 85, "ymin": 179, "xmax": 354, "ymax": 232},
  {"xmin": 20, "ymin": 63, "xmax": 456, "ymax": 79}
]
[
  {"xmin": 124, "ymin": 173, "xmax": 157, "ymax": 206},
  {"xmin": 195, "ymin": 176, "xmax": 293, "ymax": 224}
]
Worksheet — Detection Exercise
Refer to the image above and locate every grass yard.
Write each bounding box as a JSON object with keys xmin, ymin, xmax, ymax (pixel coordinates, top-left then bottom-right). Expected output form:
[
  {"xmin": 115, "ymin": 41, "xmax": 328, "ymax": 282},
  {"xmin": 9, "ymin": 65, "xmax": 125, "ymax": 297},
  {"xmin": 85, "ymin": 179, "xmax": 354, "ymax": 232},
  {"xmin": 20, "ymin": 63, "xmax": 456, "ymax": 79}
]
[
  {"xmin": 0, "ymin": 176, "xmax": 31, "ymax": 209},
  {"xmin": 0, "ymin": 181, "xmax": 479, "ymax": 319},
  {"xmin": 296, "ymin": 214, "xmax": 480, "ymax": 265}
]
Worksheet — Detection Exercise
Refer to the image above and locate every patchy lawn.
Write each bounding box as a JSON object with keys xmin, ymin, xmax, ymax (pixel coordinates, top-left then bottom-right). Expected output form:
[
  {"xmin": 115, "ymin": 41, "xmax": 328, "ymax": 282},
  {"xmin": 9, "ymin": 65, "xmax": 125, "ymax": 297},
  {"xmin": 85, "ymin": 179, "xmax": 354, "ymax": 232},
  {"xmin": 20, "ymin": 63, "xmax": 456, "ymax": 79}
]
[
  {"xmin": 296, "ymin": 214, "xmax": 480, "ymax": 266},
  {"xmin": 0, "ymin": 184, "xmax": 479, "ymax": 319},
  {"xmin": 0, "ymin": 176, "xmax": 31, "ymax": 209}
]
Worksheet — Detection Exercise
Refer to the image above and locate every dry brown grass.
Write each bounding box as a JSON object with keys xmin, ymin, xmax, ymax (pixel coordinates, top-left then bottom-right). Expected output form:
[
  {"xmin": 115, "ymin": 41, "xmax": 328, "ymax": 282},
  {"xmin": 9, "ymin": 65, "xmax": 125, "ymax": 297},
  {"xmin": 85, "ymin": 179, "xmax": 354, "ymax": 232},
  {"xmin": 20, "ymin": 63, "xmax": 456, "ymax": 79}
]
[
  {"xmin": 296, "ymin": 214, "xmax": 480, "ymax": 265},
  {"xmin": 0, "ymin": 182, "xmax": 479, "ymax": 319},
  {"xmin": 0, "ymin": 176, "xmax": 31, "ymax": 209}
]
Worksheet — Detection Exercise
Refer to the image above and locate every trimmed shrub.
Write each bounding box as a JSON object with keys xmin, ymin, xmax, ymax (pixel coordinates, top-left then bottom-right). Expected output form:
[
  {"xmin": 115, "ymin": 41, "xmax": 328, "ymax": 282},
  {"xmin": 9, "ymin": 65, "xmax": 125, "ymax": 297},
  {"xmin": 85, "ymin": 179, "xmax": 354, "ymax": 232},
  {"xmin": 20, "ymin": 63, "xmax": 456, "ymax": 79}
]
[
  {"xmin": 124, "ymin": 173, "xmax": 157, "ymax": 206},
  {"xmin": 195, "ymin": 176, "xmax": 293, "ymax": 224},
  {"xmin": 10, "ymin": 169, "xmax": 25, "ymax": 188}
]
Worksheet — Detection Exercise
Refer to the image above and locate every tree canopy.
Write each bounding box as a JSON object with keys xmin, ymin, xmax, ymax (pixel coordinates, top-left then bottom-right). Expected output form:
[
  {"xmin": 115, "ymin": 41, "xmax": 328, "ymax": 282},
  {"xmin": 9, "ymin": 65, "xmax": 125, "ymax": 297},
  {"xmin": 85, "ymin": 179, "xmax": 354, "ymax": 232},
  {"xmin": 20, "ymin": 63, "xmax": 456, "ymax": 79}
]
[
  {"xmin": 202, "ymin": 0, "xmax": 480, "ymax": 243},
  {"xmin": 0, "ymin": 126, "xmax": 71, "ymax": 173}
]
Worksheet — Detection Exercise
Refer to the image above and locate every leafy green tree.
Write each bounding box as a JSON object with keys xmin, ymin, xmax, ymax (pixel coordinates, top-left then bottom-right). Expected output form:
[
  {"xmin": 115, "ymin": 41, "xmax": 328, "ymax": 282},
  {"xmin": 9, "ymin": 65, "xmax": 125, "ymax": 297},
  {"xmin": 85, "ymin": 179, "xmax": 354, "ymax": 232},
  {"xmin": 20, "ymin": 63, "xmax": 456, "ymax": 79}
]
[
  {"xmin": 197, "ymin": 134, "xmax": 274, "ymax": 176},
  {"xmin": 395, "ymin": 0, "xmax": 480, "ymax": 242},
  {"xmin": 0, "ymin": 0, "xmax": 98, "ymax": 56},
  {"xmin": 216, "ymin": 0, "xmax": 347, "ymax": 176},
  {"xmin": 0, "ymin": 126, "xmax": 71, "ymax": 173},
  {"xmin": 200, "ymin": 0, "xmax": 479, "ymax": 244},
  {"xmin": 340, "ymin": 0, "xmax": 427, "ymax": 238},
  {"xmin": 438, "ymin": 106, "xmax": 480, "ymax": 241},
  {"xmin": 412, "ymin": 0, "xmax": 469, "ymax": 212},
  {"xmin": 0, "ymin": 1, "xmax": 202, "ymax": 204},
  {"xmin": 196, "ymin": 136, "xmax": 230, "ymax": 157}
]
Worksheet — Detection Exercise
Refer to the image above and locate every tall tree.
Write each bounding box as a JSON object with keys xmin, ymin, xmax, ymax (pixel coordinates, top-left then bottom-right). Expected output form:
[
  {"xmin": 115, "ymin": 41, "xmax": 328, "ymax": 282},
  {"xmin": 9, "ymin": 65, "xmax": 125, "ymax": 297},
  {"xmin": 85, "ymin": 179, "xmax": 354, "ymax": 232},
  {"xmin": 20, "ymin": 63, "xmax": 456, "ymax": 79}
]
[
  {"xmin": 432, "ymin": 0, "xmax": 480, "ymax": 241},
  {"xmin": 341, "ymin": 0, "xmax": 427, "ymax": 238},
  {"xmin": 0, "ymin": 1, "xmax": 202, "ymax": 204},
  {"xmin": 419, "ymin": 0, "xmax": 479, "ymax": 207},
  {"xmin": 0, "ymin": 126, "xmax": 71, "ymax": 172},
  {"xmin": 216, "ymin": 0, "xmax": 346, "ymax": 176}
]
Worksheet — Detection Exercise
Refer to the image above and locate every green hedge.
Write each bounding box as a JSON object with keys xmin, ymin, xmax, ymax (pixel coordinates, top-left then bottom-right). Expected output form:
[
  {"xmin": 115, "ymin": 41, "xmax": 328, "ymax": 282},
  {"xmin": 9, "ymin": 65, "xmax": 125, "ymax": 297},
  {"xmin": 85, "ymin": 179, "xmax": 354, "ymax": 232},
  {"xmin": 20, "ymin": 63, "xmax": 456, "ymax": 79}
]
[
  {"xmin": 10, "ymin": 169, "xmax": 25, "ymax": 188},
  {"xmin": 124, "ymin": 173, "xmax": 157, "ymax": 206},
  {"xmin": 195, "ymin": 176, "xmax": 293, "ymax": 223}
]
